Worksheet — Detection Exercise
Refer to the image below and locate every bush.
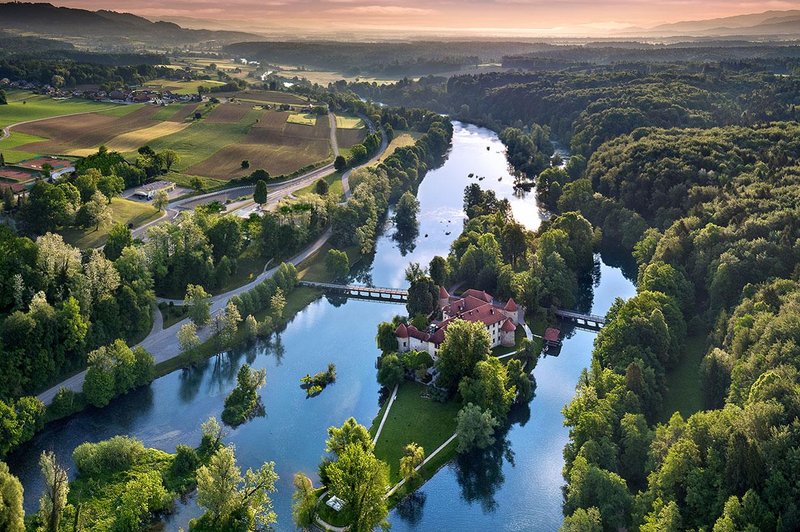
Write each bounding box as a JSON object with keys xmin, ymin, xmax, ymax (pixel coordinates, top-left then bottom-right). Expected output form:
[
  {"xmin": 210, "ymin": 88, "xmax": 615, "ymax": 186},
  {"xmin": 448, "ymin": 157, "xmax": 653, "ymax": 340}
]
[
  {"xmin": 73, "ymin": 436, "xmax": 145, "ymax": 476},
  {"xmin": 47, "ymin": 387, "xmax": 77, "ymax": 419}
]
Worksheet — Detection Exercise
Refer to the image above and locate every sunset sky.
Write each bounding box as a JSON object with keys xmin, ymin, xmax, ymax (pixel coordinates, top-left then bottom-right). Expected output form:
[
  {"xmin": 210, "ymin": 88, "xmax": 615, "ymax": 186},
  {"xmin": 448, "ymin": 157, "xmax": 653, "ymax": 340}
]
[{"xmin": 48, "ymin": 0, "xmax": 800, "ymax": 36}]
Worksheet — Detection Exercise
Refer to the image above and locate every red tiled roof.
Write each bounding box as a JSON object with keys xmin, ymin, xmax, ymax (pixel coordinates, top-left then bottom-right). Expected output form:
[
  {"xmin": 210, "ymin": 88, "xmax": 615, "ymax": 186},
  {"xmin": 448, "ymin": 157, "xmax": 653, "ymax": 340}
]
[
  {"xmin": 462, "ymin": 288, "xmax": 493, "ymax": 303},
  {"xmin": 442, "ymin": 295, "xmax": 489, "ymax": 316},
  {"xmin": 501, "ymin": 319, "xmax": 516, "ymax": 332},
  {"xmin": 544, "ymin": 328, "xmax": 561, "ymax": 343},
  {"xmin": 504, "ymin": 298, "xmax": 518, "ymax": 312},
  {"xmin": 457, "ymin": 304, "xmax": 507, "ymax": 327},
  {"xmin": 395, "ymin": 323, "xmax": 408, "ymax": 338},
  {"xmin": 439, "ymin": 286, "xmax": 449, "ymax": 299}
]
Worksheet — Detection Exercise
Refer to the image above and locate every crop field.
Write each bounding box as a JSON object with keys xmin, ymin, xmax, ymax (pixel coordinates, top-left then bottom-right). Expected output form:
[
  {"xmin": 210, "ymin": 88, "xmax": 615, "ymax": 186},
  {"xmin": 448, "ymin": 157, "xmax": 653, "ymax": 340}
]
[
  {"xmin": 2, "ymin": 93, "xmax": 334, "ymax": 182},
  {"xmin": 286, "ymin": 112, "xmax": 317, "ymax": 126},
  {"xmin": 335, "ymin": 115, "xmax": 364, "ymax": 129},
  {"xmin": 372, "ymin": 131, "xmax": 423, "ymax": 165},
  {"xmin": 186, "ymin": 110, "xmax": 331, "ymax": 179},
  {"xmin": 228, "ymin": 90, "xmax": 309, "ymax": 106},
  {"xmin": 0, "ymin": 91, "xmax": 124, "ymax": 129},
  {"xmin": 13, "ymin": 105, "xmax": 159, "ymax": 155},
  {"xmin": 70, "ymin": 121, "xmax": 192, "ymax": 156},
  {"xmin": 141, "ymin": 78, "xmax": 227, "ymax": 95},
  {"xmin": 204, "ymin": 103, "xmax": 254, "ymax": 123}
]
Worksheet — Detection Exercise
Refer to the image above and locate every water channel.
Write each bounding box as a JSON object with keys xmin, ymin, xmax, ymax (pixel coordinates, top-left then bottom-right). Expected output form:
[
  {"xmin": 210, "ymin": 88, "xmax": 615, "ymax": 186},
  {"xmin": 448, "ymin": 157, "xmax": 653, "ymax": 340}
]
[{"xmin": 9, "ymin": 122, "xmax": 636, "ymax": 530}]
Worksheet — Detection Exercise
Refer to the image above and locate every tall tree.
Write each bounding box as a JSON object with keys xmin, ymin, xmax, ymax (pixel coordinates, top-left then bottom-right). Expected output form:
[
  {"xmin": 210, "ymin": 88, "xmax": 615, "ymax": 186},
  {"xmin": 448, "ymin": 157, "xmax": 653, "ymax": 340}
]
[
  {"xmin": 291, "ymin": 473, "xmax": 317, "ymax": 530},
  {"xmin": 184, "ymin": 284, "xmax": 212, "ymax": 327},
  {"xmin": 38, "ymin": 450, "xmax": 69, "ymax": 532},
  {"xmin": 326, "ymin": 443, "xmax": 389, "ymax": 532},
  {"xmin": 254, "ymin": 180, "xmax": 268, "ymax": 208},
  {"xmin": 0, "ymin": 461, "xmax": 25, "ymax": 532},
  {"xmin": 399, "ymin": 443, "xmax": 425, "ymax": 481},
  {"xmin": 434, "ymin": 319, "xmax": 491, "ymax": 392}
]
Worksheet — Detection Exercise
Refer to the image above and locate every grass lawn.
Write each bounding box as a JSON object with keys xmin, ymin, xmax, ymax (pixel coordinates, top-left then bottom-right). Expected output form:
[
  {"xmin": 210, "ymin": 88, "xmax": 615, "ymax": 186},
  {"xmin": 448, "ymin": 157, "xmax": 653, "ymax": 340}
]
[
  {"xmin": 659, "ymin": 332, "xmax": 708, "ymax": 423},
  {"xmin": 212, "ymin": 246, "xmax": 270, "ymax": 295},
  {"xmin": 335, "ymin": 115, "xmax": 365, "ymax": 129},
  {"xmin": 165, "ymin": 171, "xmax": 227, "ymax": 192},
  {"xmin": 286, "ymin": 112, "xmax": 317, "ymax": 126},
  {"xmin": 0, "ymin": 91, "xmax": 124, "ymax": 128},
  {"xmin": 294, "ymin": 171, "xmax": 344, "ymax": 201},
  {"xmin": 61, "ymin": 197, "xmax": 162, "ymax": 248},
  {"xmin": 371, "ymin": 382, "xmax": 461, "ymax": 484}
]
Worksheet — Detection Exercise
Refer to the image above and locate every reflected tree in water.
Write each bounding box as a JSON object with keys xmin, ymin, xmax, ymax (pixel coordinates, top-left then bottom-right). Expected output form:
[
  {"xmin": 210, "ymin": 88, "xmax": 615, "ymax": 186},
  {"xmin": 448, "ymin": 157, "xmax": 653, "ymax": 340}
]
[
  {"xmin": 454, "ymin": 428, "xmax": 515, "ymax": 513},
  {"xmin": 395, "ymin": 490, "xmax": 427, "ymax": 526}
]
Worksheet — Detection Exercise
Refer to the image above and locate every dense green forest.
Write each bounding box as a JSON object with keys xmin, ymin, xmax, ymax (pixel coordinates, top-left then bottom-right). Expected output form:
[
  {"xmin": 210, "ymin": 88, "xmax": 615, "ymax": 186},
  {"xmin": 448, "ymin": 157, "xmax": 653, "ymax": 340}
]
[{"xmin": 348, "ymin": 58, "xmax": 800, "ymax": 529}]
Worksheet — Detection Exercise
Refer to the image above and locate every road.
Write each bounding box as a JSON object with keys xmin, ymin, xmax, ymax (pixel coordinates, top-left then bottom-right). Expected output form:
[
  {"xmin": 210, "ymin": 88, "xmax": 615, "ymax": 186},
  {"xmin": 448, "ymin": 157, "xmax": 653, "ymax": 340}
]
[{"xmin": 36, "ymin": 114, "xmax": 392, "ymax": 405}]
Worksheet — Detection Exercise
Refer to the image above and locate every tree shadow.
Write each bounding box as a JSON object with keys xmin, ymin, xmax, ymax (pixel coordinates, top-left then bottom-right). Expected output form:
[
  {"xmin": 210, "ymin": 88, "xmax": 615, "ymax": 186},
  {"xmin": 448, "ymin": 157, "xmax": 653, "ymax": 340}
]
[
  {"xmin": 453, "ymin": 428, "xmax": 514, "ymax": 513},
  {"xmin": 394, "ymin": 490, "xmax": 427, "ymax": 527}
]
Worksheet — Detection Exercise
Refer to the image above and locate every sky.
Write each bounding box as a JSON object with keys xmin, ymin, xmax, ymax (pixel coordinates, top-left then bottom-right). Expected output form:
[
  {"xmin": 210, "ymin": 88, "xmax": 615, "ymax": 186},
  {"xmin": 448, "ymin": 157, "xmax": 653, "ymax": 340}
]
[{"xmin": 48, "ymin": 0, "xmax": 800, "ymax": 36}]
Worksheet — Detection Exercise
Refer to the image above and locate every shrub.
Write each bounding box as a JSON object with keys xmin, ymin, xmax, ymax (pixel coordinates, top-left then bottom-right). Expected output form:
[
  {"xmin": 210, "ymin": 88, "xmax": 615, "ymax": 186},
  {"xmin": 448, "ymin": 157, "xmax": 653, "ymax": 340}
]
[{"xmin": 73, "ymin": 436, "xmax": 145, "ymax": 476}]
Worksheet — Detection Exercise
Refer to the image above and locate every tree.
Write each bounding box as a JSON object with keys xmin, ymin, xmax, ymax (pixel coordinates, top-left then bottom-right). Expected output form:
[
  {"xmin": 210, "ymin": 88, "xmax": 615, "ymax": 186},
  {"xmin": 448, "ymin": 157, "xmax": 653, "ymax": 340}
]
[
  {"xmin": 250, "ymin": 169, "xmax": 270, "ymax": 181},
  {"xmin": 406, "ymin": 273, "xmax": 437, "ymax": 318},
  {"xmin": 222, "ymin": 364, "xmax": 266, "ymax": 426},
  {"xmin": 104, "ymin": 223, "xmax": 132, "ymax": 261},
  {"xmin": 161, "ymin": 149, "xmax": 179, "ymax": 171},
  {"xmin": 459, "ymin": 357, "xmax": 516, "ymax": 419},
  {"xmin": 434, "ymin": 319, "xmax": 491, "ymax": 392},
  {"xmin": 0, "ymin": 90, "xmax": 7, "ymax": 105},
  {"xmin": 326, "ymin": 443, "xmax": 389, "ymax": 532},
  {"xmin": 315, "ymin": 178, "xmax": 329, "ymax": 195},
  {"xmin": 83, "ymin": 346, "xmax": 117, "ymax": 408},
  {"xmin": 562, "ymin": 507, "xmax": 603, "ymax": 531},
  {"xmin": 244, "ymin": 315, "xmax": 258, "ymax": 340},
  {"xmin": 97, "ymin": 174, "xmax": 124, "ymax": 201},
  {"xmin": 185, "ymin": 284, "xmax": 212, "ymax": 327},
  {"xmin": 216, "ymin": 300, "xmax": 242, "ymax": 348},
  {"xmin": 429, "ymin": 256, "xmax": 449, "ymax": 287},
  {"xmin": 334, "ymin": 155, "xmax": 347, "ymax": 171},
  {"xmin": 377, "ymin": 353, "xmax": 404, "ymax": 389},
  {"xmin": 291, "ymin": 473, "xmax": 317, "ymax": 530},
  {"xmin": 0, "ymin": 461, "xmax": 24, "ymax": 532},
  {"xmin": 38, "ymin": 450, "xmax": 68, "ymax": 532},
  {"xmin": 178, "ymin": 321, "xmax": 200, "ymax": 352},
  {"xmin": 326, "ymin": 249, "xmax": 349, "ymax": 280},
  {"xmin": 456, "ymin": 402, "xmax": 499, "ymax": 453},
  {"xmin": 194, "ymin": 445, "xmax": 278, "ymax": 530},
  {"xmin": 325, "ymin": 418, "xmax": 373, "ymax": 457},
  {"xmin": 399, "ymin": 443, "xmax": 425, "ymax": 481},
  {"xmin": 254, "ymin": 180, "xmax": 268, "ymax": 208},
  {"xmin": 116, "ymin": 470, "xmax": 171, "ymax": 531},
  {"xmin": 375, "ymin": 321, "xmax": 399, "ymax": 352},
  {"xmin": 394, "ymin": 191, "xmax": 420, "ymax": 238},
  {"xmin": 241, "ymin": 160, "xmax": 250, "ymax": 169},
  {"xmin": 270, "ymin": 288, "xmax": 286, "ymax": 322},
  {"xmin": 76, "ymin": 190, "xmax": 111, "ymax": 230},
  {"xmin": 152, "ymin": 189, "xmax": 169, "ymax": 211}
]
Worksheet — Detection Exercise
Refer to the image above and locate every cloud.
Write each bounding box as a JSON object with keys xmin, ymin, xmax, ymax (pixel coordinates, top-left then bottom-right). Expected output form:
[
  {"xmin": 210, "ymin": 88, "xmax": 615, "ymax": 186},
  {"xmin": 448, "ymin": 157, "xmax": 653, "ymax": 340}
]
[{"xmin": 326, "ymin": 4, "xmax": 435, "ymax": 15}]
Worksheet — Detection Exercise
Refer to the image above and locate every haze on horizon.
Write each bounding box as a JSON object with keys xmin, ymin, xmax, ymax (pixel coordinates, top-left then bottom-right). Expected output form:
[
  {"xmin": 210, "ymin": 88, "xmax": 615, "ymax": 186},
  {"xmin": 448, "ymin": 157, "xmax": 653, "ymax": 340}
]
[{"xmin": 47, "ymin": 0, "xmax": 800, "ymax": 37}]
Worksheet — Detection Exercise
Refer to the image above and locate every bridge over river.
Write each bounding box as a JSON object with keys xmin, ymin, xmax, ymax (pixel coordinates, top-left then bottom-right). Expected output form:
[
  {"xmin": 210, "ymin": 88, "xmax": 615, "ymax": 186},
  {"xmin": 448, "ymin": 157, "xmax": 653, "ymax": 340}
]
[{"xmin": 299, "ymin": 281, "xmax": 607, "ymax": 329}]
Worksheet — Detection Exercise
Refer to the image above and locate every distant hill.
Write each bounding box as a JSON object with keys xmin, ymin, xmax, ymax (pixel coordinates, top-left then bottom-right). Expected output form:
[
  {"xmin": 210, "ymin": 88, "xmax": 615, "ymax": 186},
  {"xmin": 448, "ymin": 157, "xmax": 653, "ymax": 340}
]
[
  {"xmin": 646, "ymin": 10, "xmax": 800, "ymax": 37},
  {"xmin": 0, "ymin": 2, "xmax": 262, "ymax": 48}
]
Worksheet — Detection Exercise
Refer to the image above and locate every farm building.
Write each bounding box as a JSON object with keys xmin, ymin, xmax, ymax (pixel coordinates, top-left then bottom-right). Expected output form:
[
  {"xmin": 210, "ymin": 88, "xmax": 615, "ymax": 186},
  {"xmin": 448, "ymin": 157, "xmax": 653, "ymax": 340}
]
[
  {"xmin": 133, "ymin": 180, "xmax": 176, "ymax": 199},
  {"xmin": 395, "ymin": 287, "xmax": 525, "ymax": 358}
]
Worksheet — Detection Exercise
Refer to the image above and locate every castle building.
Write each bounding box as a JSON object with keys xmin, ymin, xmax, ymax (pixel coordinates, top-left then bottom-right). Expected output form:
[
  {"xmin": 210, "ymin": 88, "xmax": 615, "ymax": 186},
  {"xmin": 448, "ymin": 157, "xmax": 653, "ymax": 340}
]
[{"xmin": 395, "ymin": 287, "xmax": 525, "ymax": 358}]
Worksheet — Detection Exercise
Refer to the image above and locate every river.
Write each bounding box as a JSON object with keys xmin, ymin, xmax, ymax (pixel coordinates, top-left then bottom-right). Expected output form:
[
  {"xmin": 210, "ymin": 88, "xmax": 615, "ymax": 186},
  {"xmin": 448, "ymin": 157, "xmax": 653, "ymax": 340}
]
[{"xmin": 9, "ymin": 122, "xmax": 635, "ymax": 530}]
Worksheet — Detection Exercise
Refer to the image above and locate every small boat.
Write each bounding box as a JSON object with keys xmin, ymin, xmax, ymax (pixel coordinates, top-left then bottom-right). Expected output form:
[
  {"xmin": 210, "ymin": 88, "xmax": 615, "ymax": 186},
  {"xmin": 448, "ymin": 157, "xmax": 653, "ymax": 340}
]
[
  {"xmin": 478, "ymin": 177, "xmax": 484, "ymax": 181},
  {"xmin": 498, "ymin": 177, "xmax": 502, "ymax": 181},
  {"xmin": 445, "ymin": 231, "xmax": 451, "ymax": 235}
]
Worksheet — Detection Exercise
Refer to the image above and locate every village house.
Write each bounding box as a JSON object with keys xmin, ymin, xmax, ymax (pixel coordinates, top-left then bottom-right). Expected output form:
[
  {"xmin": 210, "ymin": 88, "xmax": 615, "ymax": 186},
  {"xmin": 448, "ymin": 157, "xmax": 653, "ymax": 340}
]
[{"xmin": 395, "ymin": 287, "xmax": 525, "ymax": 358}]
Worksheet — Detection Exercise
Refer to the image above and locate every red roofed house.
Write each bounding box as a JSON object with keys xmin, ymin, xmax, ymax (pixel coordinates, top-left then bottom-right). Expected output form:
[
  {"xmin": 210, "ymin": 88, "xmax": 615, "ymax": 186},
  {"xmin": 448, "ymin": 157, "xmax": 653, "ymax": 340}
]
[{"xmin": 396, "ymin": 288, "xmax": 525, "ymax": 358}]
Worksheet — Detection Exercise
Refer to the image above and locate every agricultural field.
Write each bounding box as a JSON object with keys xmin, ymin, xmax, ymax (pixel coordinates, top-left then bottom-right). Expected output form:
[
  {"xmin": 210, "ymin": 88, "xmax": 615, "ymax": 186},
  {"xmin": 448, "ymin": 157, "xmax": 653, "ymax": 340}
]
[
  {"xmin": 335, "ymin": 114, "xmax": 368, "ymax": 150},
  {"xmin": 141, "ymin": 78, "xmax": 227, "ymax": 95},
  {"xmin": 2, "ymin": 91, "xmax": 333, "ymax": 182},
  {"xmin": 228, "ymin": 89, "xmax": 310, "ymax": 106},
  {"xmin": 0, "ymin": 91, "xmax": 123, "ymax": 129},
  {"xmin": 183, "ymin": 108, "xmax": 332, "ymax": 179},
  {"xmin": 372, "ymin": 131, "xmax": 423, "ymax": 165}
]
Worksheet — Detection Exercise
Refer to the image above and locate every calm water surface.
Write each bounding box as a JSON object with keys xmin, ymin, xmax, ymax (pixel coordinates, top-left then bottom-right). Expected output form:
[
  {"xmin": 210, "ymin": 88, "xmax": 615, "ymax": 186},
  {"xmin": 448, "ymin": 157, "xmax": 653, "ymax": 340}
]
[{"xmin": 9, "ymin": 122, "xmax": 635, "ymax": 531}]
